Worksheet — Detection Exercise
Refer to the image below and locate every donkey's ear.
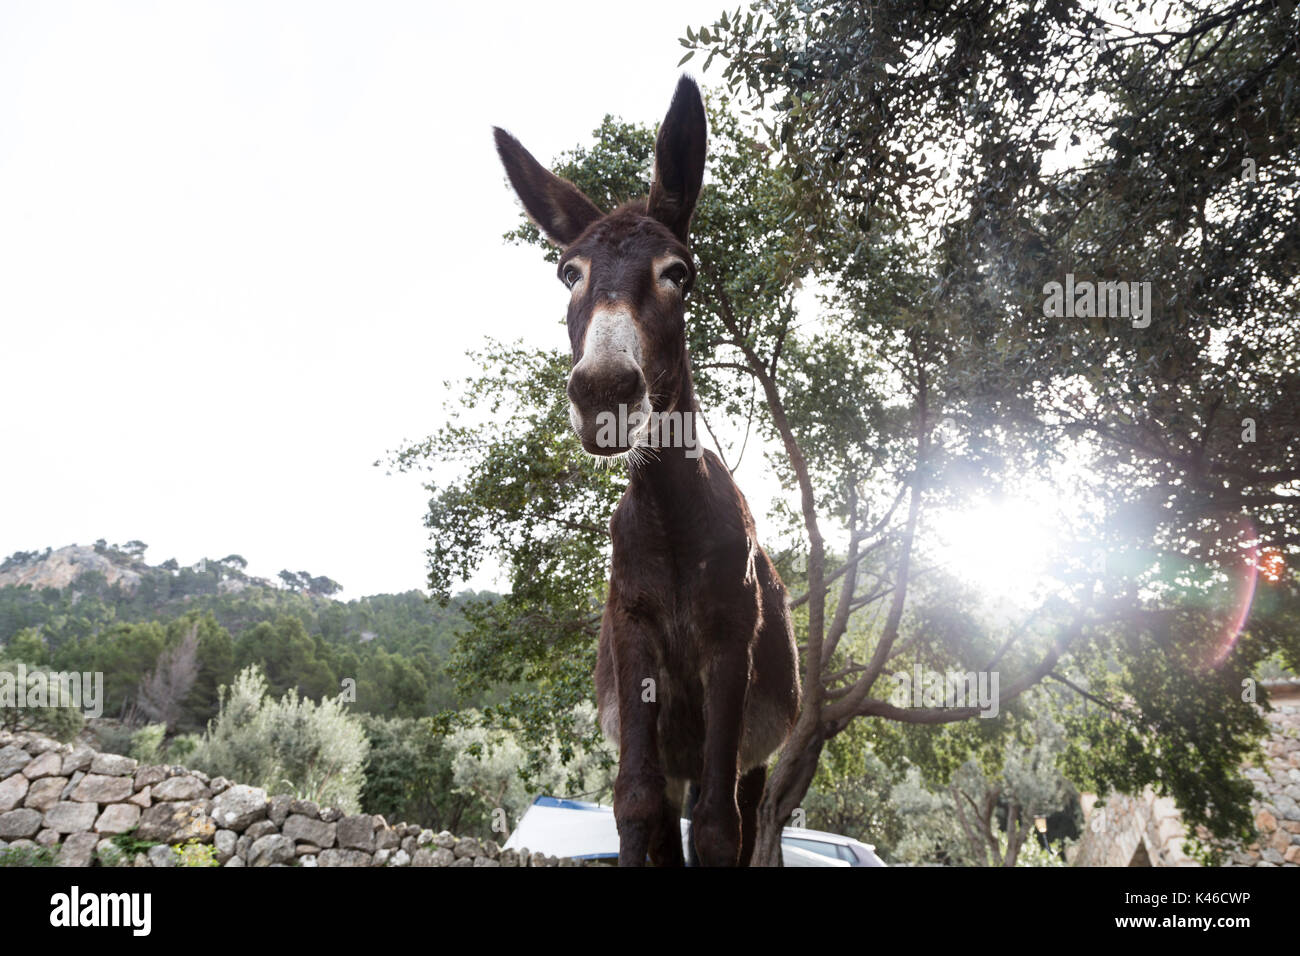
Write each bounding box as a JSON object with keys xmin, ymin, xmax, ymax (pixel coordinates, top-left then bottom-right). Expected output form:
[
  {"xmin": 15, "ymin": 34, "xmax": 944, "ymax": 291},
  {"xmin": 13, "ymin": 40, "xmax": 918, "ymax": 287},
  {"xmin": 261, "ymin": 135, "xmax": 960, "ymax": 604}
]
[
  {"xmin": 494, "ymin": 127, "xmax": 603, "ymax": 247},
  {"xmin": 647, "ymin": 76, "xmax": 707, "ymax": 244}
]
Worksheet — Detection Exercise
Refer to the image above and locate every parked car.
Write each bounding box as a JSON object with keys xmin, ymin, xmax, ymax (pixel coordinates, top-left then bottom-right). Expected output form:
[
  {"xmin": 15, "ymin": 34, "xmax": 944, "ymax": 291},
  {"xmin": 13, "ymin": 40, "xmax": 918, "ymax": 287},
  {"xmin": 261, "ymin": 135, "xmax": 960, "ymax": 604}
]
[
  {"xmin": 503, "ymin": 796, "xmax": 881, "ymax": 867},
  {"xmin": 781, "ymin": 827, "xmax": 886, "ymax": 866}
]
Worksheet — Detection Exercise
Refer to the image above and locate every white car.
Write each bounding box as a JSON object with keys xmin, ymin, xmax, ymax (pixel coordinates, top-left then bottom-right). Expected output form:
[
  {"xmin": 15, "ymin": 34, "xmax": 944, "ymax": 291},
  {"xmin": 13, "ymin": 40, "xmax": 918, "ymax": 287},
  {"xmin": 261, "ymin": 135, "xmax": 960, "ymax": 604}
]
[
  {"xmin": 503, "ymin": 796, "xmax": 882, "ymax": 867},
  {"xmin": 781, "ymin": 827, "xmax": 886, "ymax": 866}
]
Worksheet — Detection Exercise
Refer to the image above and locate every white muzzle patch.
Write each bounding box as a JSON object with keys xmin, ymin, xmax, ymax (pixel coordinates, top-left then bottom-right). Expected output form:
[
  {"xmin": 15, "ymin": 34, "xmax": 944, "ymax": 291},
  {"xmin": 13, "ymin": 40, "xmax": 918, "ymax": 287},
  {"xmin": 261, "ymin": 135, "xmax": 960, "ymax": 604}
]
[
  {"xmin": 569, "ymin": 307, "xmax": 651, "ymax": 449},
  {"xmin": 576, "ymin": 307, "xmax": 643, "ymax": 368}
]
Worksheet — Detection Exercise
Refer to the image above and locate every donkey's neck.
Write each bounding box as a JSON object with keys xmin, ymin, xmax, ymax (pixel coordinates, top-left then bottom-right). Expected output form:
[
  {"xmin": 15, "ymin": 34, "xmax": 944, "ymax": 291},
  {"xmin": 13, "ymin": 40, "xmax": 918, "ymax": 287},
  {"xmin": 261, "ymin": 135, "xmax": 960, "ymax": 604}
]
[{"xmin": 627, "ymin": 365, "xmax": 710, "ymax": 497}]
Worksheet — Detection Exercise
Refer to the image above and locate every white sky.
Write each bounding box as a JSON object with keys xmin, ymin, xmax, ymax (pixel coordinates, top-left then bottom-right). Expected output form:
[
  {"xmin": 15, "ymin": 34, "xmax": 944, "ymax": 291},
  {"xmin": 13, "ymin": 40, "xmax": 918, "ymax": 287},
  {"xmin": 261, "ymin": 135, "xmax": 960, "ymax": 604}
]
[{"xmin": 0, "ymin": 0, "xmax": 731, "ymax": 598}]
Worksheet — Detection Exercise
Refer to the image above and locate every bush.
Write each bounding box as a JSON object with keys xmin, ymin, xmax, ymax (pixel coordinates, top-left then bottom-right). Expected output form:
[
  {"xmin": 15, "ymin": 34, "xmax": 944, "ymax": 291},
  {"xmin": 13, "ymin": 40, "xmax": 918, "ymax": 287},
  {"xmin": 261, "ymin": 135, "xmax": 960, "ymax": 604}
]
[
  {"xmin": 0, "ymin": 843, "xmax": 57, "ymax": 866},
  {"xmin": 189, "ymin": 665, "xmax": 369, "ymax": 812},
  {"xmin": 109, "ymin": 830, "xmax": 158, "ymax": 857},
  {"xmin": 166, "ymin": 733, "xmax": 201, "ymax": 766},
  {"xmin": 95, "ymin": 842, "xmax": 128, "ymax": 868},
  {"xmin": 443, "ymin": 703, "xmax": 614, "ymax": 837},
  {"xmin": 0, "ymin": 657, "xmax": 86, "ymax": 742},
  {"xmin": 129, "ymin": 723, "xmax": 167, "ymax": 764},
  {"xmin": 91, "ymin": 721, "xmax": 136, "ymax": 757},
  {"xmin": 172, "ymin": 839, "xmax": 219, "ymax": 867},
  {"xmin": 358, "ymin": 713, "xmax": 468, "ymax": 832}
]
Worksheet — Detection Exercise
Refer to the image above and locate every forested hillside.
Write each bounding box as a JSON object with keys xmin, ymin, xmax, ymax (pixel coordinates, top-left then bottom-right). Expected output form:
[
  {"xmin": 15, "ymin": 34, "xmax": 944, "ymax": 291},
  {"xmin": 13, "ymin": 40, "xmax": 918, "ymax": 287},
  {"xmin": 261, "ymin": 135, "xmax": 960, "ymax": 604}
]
[
  {"xmin": 0, "ymin": 541, "xmax": 493, "ymax": 728},
  {"xmin": 0, "ymin": 542, "xmax": 571, "ymax": 837}
]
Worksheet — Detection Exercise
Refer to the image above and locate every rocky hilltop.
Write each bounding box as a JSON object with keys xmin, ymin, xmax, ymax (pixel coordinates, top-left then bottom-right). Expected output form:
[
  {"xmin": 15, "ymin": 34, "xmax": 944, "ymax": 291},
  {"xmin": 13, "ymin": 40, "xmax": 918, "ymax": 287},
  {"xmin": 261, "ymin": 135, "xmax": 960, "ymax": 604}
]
[
  {"xmin": 0, "ymin": 729, "xmax": 592, "ymax": 868},
  {"xmin": 0, "ymin": 545, "xmax": 145, "ymax": 593},
  {"xmin": 0, "ymin": 542, "xmax": 333, "ymax": 603}
]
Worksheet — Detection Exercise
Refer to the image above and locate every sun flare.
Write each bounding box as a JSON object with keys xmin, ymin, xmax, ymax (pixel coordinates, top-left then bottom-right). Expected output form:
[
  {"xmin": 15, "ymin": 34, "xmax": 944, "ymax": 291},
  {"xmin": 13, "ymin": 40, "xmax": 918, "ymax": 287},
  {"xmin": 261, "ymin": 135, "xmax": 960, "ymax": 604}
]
[{"xmin": 932, "ymin": 496, "xmax": 1066, "ymax": 605}]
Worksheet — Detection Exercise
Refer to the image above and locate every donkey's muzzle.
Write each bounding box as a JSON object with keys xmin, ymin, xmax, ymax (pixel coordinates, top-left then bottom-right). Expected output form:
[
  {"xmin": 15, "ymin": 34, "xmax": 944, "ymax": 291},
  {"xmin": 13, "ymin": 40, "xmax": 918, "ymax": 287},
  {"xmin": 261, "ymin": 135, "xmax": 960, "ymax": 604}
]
[{"xmin": 567, "ymin": 362, "xmax": 648, "ymax": 455}]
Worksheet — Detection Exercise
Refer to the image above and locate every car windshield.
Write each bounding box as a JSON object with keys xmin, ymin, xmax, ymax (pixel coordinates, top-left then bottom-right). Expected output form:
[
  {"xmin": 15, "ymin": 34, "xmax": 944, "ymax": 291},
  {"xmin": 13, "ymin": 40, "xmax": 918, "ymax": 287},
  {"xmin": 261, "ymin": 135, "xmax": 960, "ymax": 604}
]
[{"xmin": 784, "ymin": 837, "xmax": 843, "ymax": 860}]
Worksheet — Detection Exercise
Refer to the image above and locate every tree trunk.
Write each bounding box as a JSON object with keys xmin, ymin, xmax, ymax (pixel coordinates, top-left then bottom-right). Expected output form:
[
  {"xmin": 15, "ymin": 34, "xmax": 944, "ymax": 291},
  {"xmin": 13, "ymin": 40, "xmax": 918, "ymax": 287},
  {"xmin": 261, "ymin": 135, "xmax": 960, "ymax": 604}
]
[
  {"xmin": 751, "ymin": 723, "xmax": 826, "ymax": 867},
  {"xmin": 1003, "ymin": 801, "xmax": 1028, "ymax": 868}
]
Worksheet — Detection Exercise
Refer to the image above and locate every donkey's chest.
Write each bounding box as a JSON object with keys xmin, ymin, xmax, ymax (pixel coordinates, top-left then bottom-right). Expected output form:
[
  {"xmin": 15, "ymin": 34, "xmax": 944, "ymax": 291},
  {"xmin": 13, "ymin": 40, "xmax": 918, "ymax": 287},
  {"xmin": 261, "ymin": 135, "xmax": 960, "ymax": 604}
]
[
  {"xmin": 608, "ymin": 468, "xmax": 761, "ymax": 647},
  {"xmin": 610, "ymin": 534, "xmax": 757, "ymax": 648},
  {"xmin": 616, "ymin": 549, "xmax": 709, "ymax": 635}
]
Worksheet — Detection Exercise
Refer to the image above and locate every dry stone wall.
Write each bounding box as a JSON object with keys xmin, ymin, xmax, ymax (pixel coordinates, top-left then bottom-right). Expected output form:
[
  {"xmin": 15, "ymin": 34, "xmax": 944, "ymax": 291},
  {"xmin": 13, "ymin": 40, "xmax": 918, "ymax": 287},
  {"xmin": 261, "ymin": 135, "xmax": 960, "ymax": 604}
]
[
  {"xmin": 0, "ymin": 729, "xmax": 594, "ymax": 867},
  {"xmin": 1070, "ymin": 789, "xmax": 1197, "ymax": 867},
  {"xmin": 1070, "ymin": 691, "xmax": 1300, "ymax": 867},
  {"xmin": 1229, "ymin": 695, "xmax": 1300, "ymax": 867}
]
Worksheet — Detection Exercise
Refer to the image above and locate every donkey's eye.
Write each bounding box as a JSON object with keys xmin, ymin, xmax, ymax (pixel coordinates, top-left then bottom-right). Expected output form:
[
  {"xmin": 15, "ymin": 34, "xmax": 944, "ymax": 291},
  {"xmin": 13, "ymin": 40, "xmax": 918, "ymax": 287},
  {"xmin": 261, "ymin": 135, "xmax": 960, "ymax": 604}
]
[
  {"xmin": 562, "ymin": 265, "xmax": 583, "ymax": 289},
  {"xmin": 661, "ymin": 263, "xmax": 690, "ymax": 291}
]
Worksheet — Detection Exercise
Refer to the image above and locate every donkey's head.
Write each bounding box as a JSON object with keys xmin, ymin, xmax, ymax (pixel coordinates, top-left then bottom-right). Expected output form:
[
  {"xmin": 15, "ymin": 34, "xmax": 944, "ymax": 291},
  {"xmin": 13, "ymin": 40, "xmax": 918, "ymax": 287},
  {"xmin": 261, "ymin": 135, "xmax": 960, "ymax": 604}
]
[{"xmin": 494, "ymin": 76, "xmax": 706, "ymax": 457}]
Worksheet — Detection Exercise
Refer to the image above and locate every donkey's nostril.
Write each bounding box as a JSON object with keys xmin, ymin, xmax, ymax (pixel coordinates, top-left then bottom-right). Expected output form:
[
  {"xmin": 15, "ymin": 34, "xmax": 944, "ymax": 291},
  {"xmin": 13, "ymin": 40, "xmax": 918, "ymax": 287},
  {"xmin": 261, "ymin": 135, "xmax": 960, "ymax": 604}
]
[
  {"xmin": 612, "ymin": 364, "xmax": 643, "ymax": 402},
  {"xmin": 566, "ymin": 371, "xmax": 592, "ymax": 405},
  {"xmin": 568, "ymin": 363, "xmax": 645, "ymax": 409}
]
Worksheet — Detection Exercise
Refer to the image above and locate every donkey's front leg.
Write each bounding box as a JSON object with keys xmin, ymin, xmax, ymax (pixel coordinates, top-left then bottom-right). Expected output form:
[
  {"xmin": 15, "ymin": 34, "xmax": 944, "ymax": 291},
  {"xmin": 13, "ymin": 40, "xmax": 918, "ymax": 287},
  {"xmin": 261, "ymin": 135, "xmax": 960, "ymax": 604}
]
[
  {"xmin": 692, "ymin": 637, "xmax": 752, "ymax": 867},
  {"xmin": 611, "ymin": 613, "xmax": 671, "ymax": 867}
]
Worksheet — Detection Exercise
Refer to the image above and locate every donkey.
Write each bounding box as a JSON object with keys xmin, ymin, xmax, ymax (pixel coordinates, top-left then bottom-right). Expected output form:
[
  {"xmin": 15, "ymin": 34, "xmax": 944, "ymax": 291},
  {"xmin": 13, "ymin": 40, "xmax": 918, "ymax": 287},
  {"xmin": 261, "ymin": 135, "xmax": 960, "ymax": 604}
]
[{"xmin": 493, "ymin": 76, "xmax": 800, "ymax": 867}]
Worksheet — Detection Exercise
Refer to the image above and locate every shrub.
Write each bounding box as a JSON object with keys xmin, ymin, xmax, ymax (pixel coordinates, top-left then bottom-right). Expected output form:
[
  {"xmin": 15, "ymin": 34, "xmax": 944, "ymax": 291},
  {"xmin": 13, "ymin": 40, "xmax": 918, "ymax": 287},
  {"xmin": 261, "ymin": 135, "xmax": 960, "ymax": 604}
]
[
  {"xmin": 189, "ymin": 665, "xmax": 369, "ymax": 812},
  {"xmin": 92, "ymin": 721, "xmax": 136, "ymax": 757},
  {"xmin": 109, "ymin": 829, "xmax": 158, "ymax": 857},
  {"xmin": 358, "ymin": 713, "xmax": 467, "ymax": 832},
  {"xmin": 0, "ymin": 657, "xmax": 86, "ymax": 742},
  {"xmin": 172, "ymin": 839, "xmax": 219, "ymax": 867},
  {"xmin": 444, "ymin": 702, "xmax": 614, "ymax": 837},
  {"xmin": 0, "ymin": 843, "xmax": 57, "ymax": 867},
  {"xmin": 129, "ymin": 723, "xmax": 167, "ymax": 764},
  {"xmin": 95, "ymin": 842, "xmax": 128, "ymax": 867},
  {"xmin": 165, "ymin": 733, "xmax": 201, "ymax": 766}
]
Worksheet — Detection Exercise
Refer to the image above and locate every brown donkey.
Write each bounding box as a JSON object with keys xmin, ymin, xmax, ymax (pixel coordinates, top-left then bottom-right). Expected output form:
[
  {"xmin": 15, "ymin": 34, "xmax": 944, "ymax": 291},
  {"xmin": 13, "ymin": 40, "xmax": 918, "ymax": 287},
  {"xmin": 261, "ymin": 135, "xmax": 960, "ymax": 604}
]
[{"xmin": 494, "ymin": 76, "xmax": 800, "ymax": 866}]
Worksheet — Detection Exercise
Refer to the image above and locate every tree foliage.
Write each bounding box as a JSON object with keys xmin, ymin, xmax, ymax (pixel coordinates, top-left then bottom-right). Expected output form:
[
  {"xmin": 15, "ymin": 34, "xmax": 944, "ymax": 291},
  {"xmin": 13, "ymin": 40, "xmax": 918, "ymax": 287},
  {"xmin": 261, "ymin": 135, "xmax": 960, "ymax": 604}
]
[{"xmin": 189, "ymin": 664, "xmax": 370, "ymax": 813}]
